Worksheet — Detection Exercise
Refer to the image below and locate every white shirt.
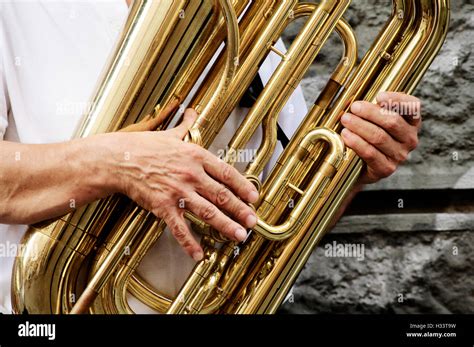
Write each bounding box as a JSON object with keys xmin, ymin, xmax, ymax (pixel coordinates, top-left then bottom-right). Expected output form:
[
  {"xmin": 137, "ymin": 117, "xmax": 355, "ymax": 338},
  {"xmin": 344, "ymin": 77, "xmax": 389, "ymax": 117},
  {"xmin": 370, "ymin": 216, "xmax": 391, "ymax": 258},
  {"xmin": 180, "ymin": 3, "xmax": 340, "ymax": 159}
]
[{"xmin": 0, "ymin": 1, "xmax": 307, "ymax": 313}]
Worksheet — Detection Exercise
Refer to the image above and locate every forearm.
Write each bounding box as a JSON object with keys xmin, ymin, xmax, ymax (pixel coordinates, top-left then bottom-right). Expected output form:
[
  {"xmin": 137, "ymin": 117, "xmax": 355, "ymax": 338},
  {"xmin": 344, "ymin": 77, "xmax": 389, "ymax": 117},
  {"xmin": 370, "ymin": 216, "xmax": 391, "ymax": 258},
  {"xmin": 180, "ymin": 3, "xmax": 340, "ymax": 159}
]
[{"xmin": 0, "ymin": 136, "xmax": 114, "ymax": 224}]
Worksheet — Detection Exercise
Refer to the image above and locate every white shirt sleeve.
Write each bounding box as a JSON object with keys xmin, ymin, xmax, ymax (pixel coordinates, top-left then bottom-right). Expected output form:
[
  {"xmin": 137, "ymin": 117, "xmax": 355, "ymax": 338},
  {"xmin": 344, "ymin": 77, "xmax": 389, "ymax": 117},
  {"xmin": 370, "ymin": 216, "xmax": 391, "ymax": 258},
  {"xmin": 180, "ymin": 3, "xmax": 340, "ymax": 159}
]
[{"xmin": 0, "ymin": 39, "xmax": 8, "ymax": 140}]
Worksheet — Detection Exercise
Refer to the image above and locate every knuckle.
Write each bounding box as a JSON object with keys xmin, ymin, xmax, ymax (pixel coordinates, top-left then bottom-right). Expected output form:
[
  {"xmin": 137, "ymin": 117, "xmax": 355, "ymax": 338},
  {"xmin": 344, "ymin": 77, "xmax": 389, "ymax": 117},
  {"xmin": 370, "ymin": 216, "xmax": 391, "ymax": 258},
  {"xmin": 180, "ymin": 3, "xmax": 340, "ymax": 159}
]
[
  {"xmin": 384, "ymin": 115, "xmax": 399, "ymax": 130},
  {"xmin": 181, "ymin": 167, "xmax": 197, "ymax": 182},
  {"xmin": 181, "ymin": 239, "xmax": 193, "ymax": 251},
  {"xmin": 378, "ymin": 163, "xmax": 396, "ymax": 178},
  {"xmin": 363, "ymin": 147, "xmax": 377, "ymax": 161},
  {"xmin": 372, "ymin": 128, "xmax": 388, "ymax": 146},
  {"xmin": 384, "ymin": 163, "xmax": 397, "ymax": 177},
  {"xmin": 200, "ymin": 204, "xmax": 217, "ymax": 221},
  {"xmin": 154, "ymin": 204, "xmax": 171, "ymax": 220},
  {"xmin": 407, "ymin": 134, "xmax": 419, "ymax": 150},
  {"xmin": 216, "ymin": 186, "xmax": 231, "ymax": 206},
  {"xmin": 175, "ymin": 186, "xmax": 190, "ymax": 200},
  {"xmin": 170, "ymin": 221, "xmax": 188, "ymax": 242},
  {"xmin": 221, "ymin": 164, "xmax": 233, "ymax": 182},
  {"xmin": 138, "ymin": 167, "xmax": 152, "ymax": 182},
  {"xmin": 187, "ymin": 143, "xmax": 204, "ymax": 160},
  {"xmin": 152, "ymin": 208, "xmax": 162, "ymax": 219}
]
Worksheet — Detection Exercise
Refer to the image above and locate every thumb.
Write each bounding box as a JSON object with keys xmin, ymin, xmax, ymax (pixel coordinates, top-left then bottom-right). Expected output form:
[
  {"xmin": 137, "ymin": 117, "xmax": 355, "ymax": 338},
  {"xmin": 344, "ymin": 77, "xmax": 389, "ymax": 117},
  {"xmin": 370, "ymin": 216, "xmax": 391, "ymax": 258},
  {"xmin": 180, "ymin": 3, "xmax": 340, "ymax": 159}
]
[{"xmin": 169, "ymin": 108, "xmax": 198, "ymax": 139}]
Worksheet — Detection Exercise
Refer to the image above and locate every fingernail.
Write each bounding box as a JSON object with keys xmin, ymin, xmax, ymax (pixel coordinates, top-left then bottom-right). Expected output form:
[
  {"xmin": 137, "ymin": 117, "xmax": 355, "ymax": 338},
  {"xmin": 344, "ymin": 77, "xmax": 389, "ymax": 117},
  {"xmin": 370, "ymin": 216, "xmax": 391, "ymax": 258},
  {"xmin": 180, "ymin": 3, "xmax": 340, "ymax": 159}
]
[
  {"xmin": 235, "ymin": 227, "xmax": 248, "ymax": 242},
  {"xmin": 351, "ymin": 102, "xmax": 362, "ymax": 114},
  {"xmin": 248, "ymin": 190, "xmax": 259, "ymax": 203},
  {"xmin": 245, "ymin": 214, "xmax": 257, "ymax": 228},
  {"xmin": 192, "ymin": 250, "xmax": 204, "ymax": 262},
  {"xmin": 341, "ymin": 128, "xmax": 351, "ymax": 138},
  {"xmin": 341, "ymin": 113, "xmax": 351, "ymax": 124}
]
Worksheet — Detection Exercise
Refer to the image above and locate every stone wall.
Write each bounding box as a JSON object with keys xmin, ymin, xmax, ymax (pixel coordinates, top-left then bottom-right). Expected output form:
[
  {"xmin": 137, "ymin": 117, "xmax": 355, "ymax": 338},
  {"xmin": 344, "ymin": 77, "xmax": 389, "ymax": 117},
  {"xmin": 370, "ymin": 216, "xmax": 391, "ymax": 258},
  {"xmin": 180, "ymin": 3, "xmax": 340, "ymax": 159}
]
[{"xmin": 279, "ymin": 0, "xmax": 474, "ymax": 314}]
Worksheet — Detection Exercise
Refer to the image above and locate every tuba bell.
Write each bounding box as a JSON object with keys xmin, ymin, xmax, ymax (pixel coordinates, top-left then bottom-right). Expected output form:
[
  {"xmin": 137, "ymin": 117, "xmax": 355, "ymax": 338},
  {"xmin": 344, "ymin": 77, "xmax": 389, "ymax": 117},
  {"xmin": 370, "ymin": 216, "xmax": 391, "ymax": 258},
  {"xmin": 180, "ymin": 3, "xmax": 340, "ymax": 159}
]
[{"xmin": 12, "ymin": 0, "xmax": 450, "ymax": 314}]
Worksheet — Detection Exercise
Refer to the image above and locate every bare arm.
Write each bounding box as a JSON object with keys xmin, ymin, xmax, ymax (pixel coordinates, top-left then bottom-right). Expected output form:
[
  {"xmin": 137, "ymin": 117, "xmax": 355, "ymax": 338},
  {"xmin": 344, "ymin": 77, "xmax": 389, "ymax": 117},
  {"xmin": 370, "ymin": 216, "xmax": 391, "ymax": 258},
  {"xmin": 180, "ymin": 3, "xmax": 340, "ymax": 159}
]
[
  {"xmin": 0, "ymin": 136, "xmax": 113, "ymax": 224},
  {"xmin": 0, "ymin": 109, "xmax": 259, "ymax": 261}
]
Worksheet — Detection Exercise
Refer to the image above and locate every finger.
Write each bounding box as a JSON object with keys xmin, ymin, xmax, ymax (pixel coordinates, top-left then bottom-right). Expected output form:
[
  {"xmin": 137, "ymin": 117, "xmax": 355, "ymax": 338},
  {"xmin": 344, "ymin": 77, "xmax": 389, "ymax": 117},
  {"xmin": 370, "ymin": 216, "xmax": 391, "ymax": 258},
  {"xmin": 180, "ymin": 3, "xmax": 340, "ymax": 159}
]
[
  {"xmin": 195, "ymin": 175, "xmax": 257, "ymax": 228},
  {"xmin": 197, "ymin": 150, "xmax": 259, "ymax": 204},
  {"xmin": 118, "ymin": 115, "xmax": 153, "ymax": 132},
  {"xmin": 168, "ymin": 108, "xmax": 198, "ymax": 139},
  {"xmin": 163, "ymin": 209, "xmax": 203, "ymax": 261},
  {"xmin": 341, "ymin": 128, "xmax": 397, "ymax": 179},
  {"xmin": 376, "ymin": 91, "xmax": 422, "ymax": 127},
  {"xmin": 119, "ymin": 99, "xmax": 179, "ymax": 133},
  {"xmin": 144, "ymin": 98, "xmax": 181, "ymax": 131},
  {"xmin": 156, "ymin": 98, "xmax": 180, "ymax": 123},
  {"xmin": 350, "ymin": 100, "xmax": 413, "ymax": 144},
  {"xmin": 341, "ymin": 112, "xmax": 408, "ymax": 163},
  {"xmin": 186, "ymin": 193, "xmax": 248, "ymax": 242}
]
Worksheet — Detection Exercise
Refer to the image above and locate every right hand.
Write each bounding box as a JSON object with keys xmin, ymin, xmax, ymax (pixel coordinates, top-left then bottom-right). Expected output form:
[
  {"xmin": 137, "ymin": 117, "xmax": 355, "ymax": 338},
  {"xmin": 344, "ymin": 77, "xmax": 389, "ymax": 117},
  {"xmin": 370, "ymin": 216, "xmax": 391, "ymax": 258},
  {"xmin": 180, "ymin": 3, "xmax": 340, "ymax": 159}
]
[{"xmin": 107, "ymin": 108, "xmax": 259, "ymax": 261}]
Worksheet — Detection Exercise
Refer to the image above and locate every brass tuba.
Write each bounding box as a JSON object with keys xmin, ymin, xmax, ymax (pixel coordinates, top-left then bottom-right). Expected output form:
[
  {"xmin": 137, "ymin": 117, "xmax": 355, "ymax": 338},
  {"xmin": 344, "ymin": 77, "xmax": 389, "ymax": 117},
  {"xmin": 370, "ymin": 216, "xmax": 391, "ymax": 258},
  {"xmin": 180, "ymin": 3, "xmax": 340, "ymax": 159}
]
[{"xmin": 12, "ymin": 0, "xmax": 450, "ymax": 314}]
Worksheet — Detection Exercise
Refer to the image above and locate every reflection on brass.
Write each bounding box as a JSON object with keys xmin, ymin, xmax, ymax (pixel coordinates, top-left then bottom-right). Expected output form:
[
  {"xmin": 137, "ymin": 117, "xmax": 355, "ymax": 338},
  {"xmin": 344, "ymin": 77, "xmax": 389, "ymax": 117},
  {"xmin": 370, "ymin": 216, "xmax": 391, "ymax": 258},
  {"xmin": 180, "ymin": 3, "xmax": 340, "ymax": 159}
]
[{"xmin": 12, "ymin": 0, "xmax": 450, "ymax": 314}]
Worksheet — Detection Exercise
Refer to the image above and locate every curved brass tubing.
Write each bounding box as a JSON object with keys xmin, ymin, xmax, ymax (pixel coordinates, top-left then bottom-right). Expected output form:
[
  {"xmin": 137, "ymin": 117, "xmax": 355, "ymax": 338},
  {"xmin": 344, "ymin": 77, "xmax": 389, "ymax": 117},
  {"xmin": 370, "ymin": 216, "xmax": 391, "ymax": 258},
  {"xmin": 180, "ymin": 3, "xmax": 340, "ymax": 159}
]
[
  {"xmin": 225, "ymin": 0, "xmax": 351, "ymax": 165},
  {"xmin": 246, "ymin": 11, "xmax": 357, "ymax": 176},
  {"xmin": 253, "ymin": 128, "xmax": 345, "ymax": 241},
  {"xmin": 292, "ymin": 3, "xmax": 357, "ymax": 87},
  {"xmin": 192, "ymin": 0, "xmax": 299, "ymax": 148},
  {"xmin": 184, "ymin": 0, "xmax": 240, "ymax": 141},
  {"xmin": 127, "ymin": 269, "xmax": 172, "ymax": 312}
]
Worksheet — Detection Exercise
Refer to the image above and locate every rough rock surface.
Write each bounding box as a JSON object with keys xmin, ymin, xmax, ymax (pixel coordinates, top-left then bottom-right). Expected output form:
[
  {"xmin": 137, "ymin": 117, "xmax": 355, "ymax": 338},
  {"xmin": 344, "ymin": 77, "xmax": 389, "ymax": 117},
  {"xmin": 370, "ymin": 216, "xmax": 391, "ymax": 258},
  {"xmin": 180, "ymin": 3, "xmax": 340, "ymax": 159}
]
[
  {"xmin": 279, "ymin": 215, "xmax": 474, "ymax": 314},
  {"xmin": 278, "ymin": 1, "xmax": 474, "ymax": 314}
]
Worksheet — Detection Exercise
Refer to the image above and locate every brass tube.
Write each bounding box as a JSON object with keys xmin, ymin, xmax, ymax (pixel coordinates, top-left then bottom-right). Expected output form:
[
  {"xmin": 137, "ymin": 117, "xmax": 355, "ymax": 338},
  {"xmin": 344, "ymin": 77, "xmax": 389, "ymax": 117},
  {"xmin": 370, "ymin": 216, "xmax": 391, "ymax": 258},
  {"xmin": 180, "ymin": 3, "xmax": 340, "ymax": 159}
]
[
  {"xmin": 192, "ymin": 0, "xmax": 298, "ymax": 148},
  {"xmin": 253, "ymin": 128, "xmax": 345, "ymax": 241},
  {"xmin": 246, "ymin": 12, "xmax": 357, "ymax": 176}
]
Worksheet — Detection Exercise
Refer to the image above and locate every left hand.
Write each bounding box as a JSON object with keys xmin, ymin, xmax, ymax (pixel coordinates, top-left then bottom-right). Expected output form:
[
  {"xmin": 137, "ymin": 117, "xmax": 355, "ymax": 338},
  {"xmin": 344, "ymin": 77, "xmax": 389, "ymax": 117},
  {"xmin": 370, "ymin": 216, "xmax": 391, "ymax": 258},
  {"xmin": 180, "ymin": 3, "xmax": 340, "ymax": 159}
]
[{"xmin": 340, "ymin": 91, "xmax": 422, "ymax": 184}]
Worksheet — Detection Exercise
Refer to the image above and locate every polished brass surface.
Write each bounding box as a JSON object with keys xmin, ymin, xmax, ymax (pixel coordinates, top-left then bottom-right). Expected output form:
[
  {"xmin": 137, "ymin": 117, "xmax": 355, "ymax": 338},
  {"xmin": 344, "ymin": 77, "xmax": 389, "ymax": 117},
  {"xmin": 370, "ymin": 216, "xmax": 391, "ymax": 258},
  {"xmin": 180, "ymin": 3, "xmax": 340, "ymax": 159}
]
[{"xmin": 12, "ymin": 0, "xmax": 450, "ymax": 314}]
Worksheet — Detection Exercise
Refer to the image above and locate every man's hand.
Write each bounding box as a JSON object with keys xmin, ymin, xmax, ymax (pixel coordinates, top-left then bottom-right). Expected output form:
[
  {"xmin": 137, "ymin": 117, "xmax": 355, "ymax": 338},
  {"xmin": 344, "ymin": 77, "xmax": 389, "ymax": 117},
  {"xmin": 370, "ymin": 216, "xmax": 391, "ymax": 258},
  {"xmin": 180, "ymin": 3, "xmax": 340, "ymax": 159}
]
[
  {"xmin": 106, "ymin": 109, "xmax": 259, "ymax": 261},
  {"xmin": 340, "ymin": 92, "xmax": 421, "ymax": 184},
  {"xmin": 0, "ymin": 104, "xmax": 258, "ymax": 262}
]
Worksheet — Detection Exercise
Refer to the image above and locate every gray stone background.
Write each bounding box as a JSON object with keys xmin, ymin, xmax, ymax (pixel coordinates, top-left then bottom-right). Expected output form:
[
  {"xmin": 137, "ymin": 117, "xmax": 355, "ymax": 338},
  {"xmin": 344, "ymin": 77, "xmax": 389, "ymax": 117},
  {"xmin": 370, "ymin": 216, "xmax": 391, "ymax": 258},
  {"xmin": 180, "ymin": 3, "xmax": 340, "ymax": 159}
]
[{"xmin": 278, "ymin": 0, "xmax": 474, "ymax": 314}]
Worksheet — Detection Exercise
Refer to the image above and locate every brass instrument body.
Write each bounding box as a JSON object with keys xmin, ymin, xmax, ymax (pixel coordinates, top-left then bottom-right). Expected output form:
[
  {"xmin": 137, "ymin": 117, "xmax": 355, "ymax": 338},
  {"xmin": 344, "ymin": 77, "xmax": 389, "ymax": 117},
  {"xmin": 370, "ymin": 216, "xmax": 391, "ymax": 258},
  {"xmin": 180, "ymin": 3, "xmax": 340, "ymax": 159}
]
[{"xmin": 12, "ymin": 0, "xmax": 450, "ymax": 314}]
